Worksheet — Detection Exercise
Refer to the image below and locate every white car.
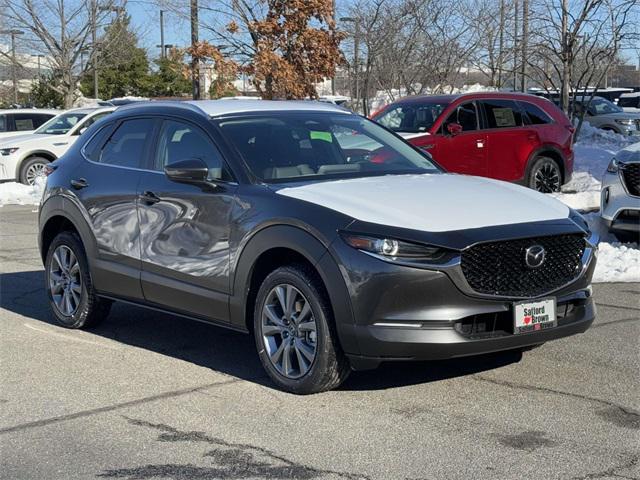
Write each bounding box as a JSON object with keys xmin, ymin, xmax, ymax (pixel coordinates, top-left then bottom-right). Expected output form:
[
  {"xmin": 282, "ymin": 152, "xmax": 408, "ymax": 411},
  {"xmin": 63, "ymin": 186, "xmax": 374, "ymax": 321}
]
[
  {"xmin": 601, "ymin": 142, "xmax": 640, "ymax": 243},
  {"xmin": 0, "ymin": 107, "xmax": 115, "ymax": 185},
  {"xmin": 0, "ymin": 109, "xmax": 59, "ymax": 140}
]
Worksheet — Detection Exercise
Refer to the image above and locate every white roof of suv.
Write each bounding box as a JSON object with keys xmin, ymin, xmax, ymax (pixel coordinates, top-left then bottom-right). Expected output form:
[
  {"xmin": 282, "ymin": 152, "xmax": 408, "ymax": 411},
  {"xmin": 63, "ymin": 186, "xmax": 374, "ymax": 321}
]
[
  {"xmin": 0, "ymin": 108, "xmax": 60, "ymax": 115},
  {"xmin": 186, "ymin": 99, "xmax": 352, "ymax": 117}
]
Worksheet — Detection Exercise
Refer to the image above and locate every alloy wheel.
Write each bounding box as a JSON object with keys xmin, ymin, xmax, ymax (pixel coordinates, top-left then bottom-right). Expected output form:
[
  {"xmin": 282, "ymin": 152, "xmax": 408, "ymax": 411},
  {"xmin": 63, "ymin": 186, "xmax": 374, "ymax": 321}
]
[
  {"xmin": 25, "ymin": 162, "xmax": 47, "ymax": 186},
  {"xmin": 533, "ymin": 162, "xmax": 561, "ymax": 193},
  {"xmin": 49, "ymin": 245, "xmax": 82, "ymax": 316},
  {"xmin": 261, "ymin": 284, "xmax": 318, "ymax": 379}
]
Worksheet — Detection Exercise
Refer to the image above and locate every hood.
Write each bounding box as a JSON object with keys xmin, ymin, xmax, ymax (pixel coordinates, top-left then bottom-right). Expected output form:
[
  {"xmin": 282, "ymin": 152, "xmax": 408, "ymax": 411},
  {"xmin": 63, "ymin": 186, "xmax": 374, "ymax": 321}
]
[
  {"xmin": 0, "ymin": 133, "xmax": 61, "ymax": 147},
  {"xmin": 276, "ymin": 174, "xmax": 570, "ymax": 233},
  {"xmin": 618, "ymin": 141, "xmax": 640, "ymax": 163}
]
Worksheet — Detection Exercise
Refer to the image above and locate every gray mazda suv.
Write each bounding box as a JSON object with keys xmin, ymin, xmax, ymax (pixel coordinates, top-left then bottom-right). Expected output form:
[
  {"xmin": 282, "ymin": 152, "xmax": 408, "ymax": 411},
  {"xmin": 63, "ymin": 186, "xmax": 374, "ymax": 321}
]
[{"xmin": 38, "ymin": 100, "xmax": 597, "ymax": 393}]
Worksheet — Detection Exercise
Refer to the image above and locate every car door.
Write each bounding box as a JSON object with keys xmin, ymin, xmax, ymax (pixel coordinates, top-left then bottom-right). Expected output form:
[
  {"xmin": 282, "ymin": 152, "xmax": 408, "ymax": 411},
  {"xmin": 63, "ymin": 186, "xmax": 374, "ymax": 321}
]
[
  {"xmin": 479, "ymin": 99, "xmax": 530, "ymax": 182},
  {"xmin": 70, "ymin": 117, "xmax": 157, "ymax": 300},
  {"xmin": 430, "ymin": 101, "xmax": 488, "ymax": 176},
  {"xmin": 136, "ymin": 118, "xmax": 237, "ymax": 322}
]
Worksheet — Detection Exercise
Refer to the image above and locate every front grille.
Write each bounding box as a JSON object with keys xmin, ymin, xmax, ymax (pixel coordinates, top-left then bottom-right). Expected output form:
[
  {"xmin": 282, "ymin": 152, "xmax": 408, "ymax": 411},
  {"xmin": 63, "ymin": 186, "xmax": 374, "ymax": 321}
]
[
  {"xmin": 461, "ymin": 234, "xmax": 585, "ymax": 297},
  {"xmin": 621, "ymin": 163, "xmax": 640, "ymax": 197}
]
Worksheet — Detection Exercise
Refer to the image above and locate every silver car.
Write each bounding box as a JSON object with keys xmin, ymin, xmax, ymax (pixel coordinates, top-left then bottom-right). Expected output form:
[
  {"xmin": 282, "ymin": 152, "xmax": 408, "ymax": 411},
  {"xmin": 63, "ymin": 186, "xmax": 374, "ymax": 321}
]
[
  {"xmin": 601, "ymin": 142, "xmax": 640, "ymax": 243},
  {"xmin": 576, "ymin": 96, "xmax": 640, "ymax": 137}
]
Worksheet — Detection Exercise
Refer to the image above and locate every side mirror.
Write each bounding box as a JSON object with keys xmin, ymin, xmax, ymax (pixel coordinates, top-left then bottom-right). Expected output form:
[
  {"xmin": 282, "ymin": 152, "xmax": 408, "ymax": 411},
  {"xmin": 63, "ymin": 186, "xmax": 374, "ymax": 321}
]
[
  {"xmin": 446, "ymin": 123, "xmax": 463, "ymax": 136},
  {"xmin": 164, "ymin": 158, "xmax": 209, "ymax": 183}
]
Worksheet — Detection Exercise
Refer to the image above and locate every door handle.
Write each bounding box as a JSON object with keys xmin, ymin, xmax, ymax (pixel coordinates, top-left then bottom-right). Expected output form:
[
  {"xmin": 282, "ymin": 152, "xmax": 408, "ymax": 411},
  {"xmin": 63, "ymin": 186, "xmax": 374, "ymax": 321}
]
[
  {"xmin": 476, "ymin": 139, "xmax": 485, "ymax": 148},
  {"xmin": 139, "ymin": 191, "xmax": 161, "ymax": 205},
  {"xmin": 70, "ymin": 178, "xmax": 89, "ymax": 190}
]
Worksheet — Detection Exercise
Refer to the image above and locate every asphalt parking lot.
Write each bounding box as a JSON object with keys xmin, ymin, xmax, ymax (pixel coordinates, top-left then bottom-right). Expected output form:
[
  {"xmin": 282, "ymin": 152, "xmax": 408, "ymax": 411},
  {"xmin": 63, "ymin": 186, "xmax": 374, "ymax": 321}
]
[{"xmin": 0, "ymin": 204, "xmax": 638, "ymax": 480}]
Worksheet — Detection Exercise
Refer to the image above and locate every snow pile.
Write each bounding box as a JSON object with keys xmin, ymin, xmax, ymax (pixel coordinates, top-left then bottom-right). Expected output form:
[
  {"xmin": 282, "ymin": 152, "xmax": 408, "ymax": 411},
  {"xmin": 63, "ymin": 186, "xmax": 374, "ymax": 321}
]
[
  {"xmin": 549, "ymin": 125, "xmax": 640, "ymax": 283},
  {"xmin": 550, "ymin": 122, "xmax": 636, "ymax": 212},
  {"xmin": 0, "ymin": 179, "xmax": 45, "ymax": 207}
]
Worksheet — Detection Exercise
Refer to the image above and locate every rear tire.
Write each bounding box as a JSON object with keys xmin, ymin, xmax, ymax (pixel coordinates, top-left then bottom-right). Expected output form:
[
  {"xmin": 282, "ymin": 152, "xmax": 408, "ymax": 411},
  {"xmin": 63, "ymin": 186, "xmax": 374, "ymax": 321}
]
[
  {"xmin": 19, "ymin": 156, "xmax": 50, "ymax": 186},
  {"xmin": 528, "ymin": 156, "xmax": 562, "ymax": 193},
  {"xmin": 253, "ymin": 265, "xmax": 350, "ymax": 394},
  {"xmin": 45, "ymin": 231, "xmax": 111, "ymax": 329}
]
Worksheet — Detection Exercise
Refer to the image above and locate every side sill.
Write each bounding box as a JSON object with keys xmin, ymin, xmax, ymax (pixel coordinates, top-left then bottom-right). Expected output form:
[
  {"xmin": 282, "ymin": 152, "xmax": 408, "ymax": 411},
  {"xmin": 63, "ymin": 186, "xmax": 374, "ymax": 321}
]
[{"xmin": 97, "ymin": 293, "xmax": 249, "ymax": 334}]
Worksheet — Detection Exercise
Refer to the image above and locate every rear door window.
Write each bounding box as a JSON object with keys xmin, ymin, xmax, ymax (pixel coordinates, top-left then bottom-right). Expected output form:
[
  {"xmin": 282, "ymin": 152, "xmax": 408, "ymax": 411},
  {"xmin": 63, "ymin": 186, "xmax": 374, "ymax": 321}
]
[
  {"xmin": 12, "ymin": 113, "xmax": 37, "ymax": 131},
  {"xmin": 481, "ymin": 100, "xmax": 524, "ymax": 129},
  {"xmin": 96, "ymin": 119, "xmax": 155, "ymax": 169}
]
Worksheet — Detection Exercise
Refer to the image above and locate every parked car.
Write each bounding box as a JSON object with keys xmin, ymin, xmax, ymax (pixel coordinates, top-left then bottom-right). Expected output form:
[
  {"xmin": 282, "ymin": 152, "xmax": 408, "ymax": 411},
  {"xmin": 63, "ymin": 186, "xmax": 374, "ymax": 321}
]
[
  {"xmin": 372, "ymin": 92, "xmax": 575, "ymax": 193},
  {"xmin": 39, "ymin": 100, "xmax": 597, "ymax": 394},
  {"xmin": 573, "ymin": 96, "xmax": 640, "ymax": 136},
  {"xmin": 0, "ymin": 109, "xmax": 58, "ymax": 140},
  {"xmin": 617, "ymin": 92, "xmax": 640, "ymax": 113},
  {"xmin": 601, "ymin": 142, "xmax": 640, "ymax": 243},
  {"xmin": 0, "ymin": 106, "xmax": 115, "ymax": 185}
]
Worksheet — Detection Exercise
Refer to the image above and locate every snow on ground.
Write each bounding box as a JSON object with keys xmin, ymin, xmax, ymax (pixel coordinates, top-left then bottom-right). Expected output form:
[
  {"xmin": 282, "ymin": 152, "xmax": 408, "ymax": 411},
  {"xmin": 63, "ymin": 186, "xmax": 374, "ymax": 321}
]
[{"xmin": 0, "ymin": 179, "xmax": 44, "ymax": 207}]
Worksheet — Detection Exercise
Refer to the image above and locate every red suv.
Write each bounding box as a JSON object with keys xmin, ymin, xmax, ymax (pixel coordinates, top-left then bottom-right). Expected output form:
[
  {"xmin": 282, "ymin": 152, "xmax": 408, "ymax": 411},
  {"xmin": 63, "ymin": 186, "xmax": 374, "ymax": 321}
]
[{"xmin": 371, "ymin": 92, "xmax": 575, "ymax": 192}]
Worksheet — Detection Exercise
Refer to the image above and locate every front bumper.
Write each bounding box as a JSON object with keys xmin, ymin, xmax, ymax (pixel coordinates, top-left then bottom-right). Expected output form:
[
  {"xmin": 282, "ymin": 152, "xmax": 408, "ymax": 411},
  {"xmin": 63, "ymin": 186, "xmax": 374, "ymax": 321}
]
[
  {"xmin": 601, "ymin": 167, "xmax": 639, "ymax": 234},
  {"xmin": 332, "ymin": 227, "xmax": 597, "ymax": 370}
]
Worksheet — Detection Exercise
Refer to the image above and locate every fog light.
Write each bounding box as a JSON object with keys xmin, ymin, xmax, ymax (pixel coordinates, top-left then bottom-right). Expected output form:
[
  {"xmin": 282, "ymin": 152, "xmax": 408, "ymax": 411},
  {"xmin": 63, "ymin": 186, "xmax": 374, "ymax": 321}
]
[{"xmin": 604, "ymin": 187, "xmax": 610, "ymax": 204}]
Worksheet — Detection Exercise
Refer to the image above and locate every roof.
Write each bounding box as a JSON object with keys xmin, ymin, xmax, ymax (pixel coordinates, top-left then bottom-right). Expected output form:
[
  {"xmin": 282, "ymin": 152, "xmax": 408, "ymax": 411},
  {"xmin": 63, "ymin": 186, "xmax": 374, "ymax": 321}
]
[
  {"xmin": 0, "ymin": 108, "xmax": 60, "ymax": 115},
  {"xmin": 186, "ymin": 99, "xmax": 352, "ymax": 117},
  {"xmin": 62, "ymin": 106, "xmax": 116, "ymax": 115},
  {"xmin": 394, "ymin": 91, "xmax": 548, "ymax": 105}
]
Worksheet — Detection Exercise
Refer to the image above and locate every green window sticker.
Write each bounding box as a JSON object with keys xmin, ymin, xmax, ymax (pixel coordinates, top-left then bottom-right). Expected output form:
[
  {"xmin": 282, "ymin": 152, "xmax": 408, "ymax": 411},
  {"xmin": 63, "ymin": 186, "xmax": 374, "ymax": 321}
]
[{"xmin": 310, "ymin": 131, "xmax": 332, "ymax": 143}]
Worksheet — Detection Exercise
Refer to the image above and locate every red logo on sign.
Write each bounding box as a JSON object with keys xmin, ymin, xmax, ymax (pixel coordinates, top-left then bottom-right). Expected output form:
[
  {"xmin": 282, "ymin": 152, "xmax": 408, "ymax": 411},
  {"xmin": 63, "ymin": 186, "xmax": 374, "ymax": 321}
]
[
  {"xmin": 524, "ymin": 316, "xmax": 532, "ymax": 325},
  {"xmin": 534, "ymin": 324, "xmax": 541, "ymax": 331}
]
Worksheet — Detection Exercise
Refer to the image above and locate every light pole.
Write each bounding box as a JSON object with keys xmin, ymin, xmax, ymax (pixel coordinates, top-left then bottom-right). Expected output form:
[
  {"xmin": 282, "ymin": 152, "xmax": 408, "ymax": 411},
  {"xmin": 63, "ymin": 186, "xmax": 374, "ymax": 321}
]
[
  {"xmin": 91, "ymin": 4, "xmax": 124, "ymax": 99},
  {"xmin": 1, "ymin": 29, "xmax": 25, "ymax": 104},
  {"xmin": 31, "ymin": 54, "xmax": 46, "ymax": 78},
  {"xmin": 160, "ymin": 10, "xmax": 165, "ymax": 59},
  {"xmin": 156, "ymin": 44, "xmax": 175, "ymax": 58},
  {"xmin": 331, "ymin": 0, "xmax": 336, "ymax": 95},
  {"xmin": 340, "ymin": 17, "xmax": 360, "ymax": 113}
]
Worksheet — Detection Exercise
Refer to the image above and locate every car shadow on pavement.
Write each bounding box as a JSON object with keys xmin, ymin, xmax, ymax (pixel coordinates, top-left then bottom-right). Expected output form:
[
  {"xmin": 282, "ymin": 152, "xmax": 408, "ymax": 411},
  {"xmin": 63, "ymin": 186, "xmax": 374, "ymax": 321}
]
[{"xmin": 0, "ymin": 270, "xmax": 522, "ymax": 392}]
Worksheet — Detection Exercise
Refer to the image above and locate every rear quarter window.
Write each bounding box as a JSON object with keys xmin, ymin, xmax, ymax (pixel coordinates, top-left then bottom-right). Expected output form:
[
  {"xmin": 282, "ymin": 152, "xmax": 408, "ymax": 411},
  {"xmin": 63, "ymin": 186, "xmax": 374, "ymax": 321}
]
[{"xmin": 519, "ymin": 101, "xmax": 553, "ymax": 125}]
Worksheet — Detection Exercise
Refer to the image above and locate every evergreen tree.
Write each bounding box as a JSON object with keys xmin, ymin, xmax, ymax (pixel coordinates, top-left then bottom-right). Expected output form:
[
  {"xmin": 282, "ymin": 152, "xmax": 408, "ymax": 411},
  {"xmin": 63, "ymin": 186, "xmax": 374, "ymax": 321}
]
[{"xmin": 80, "ymin": 15, "xmax": 150, "ymax": 100}]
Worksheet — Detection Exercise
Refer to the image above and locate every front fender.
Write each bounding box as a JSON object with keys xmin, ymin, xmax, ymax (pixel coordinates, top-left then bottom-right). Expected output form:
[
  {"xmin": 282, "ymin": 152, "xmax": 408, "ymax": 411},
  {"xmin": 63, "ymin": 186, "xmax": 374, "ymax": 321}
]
[{"xmin": 228, "ymin": 224, "xmax": 359, "ymax": 355}]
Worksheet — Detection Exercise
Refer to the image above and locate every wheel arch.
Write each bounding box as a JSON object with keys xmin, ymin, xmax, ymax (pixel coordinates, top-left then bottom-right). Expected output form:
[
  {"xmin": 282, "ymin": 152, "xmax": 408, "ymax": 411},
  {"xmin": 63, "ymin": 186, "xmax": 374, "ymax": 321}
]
[
  {"xmin": 15, "ymin": 150, "xmax": 58, "ymax": 179},
  {"xmin": 525, "ymin": 145, "xmax": 566, "ymax": 185},
  {"xmin": 39, "ymin": 196, "xmax": 98, "ymax": 266},
  {"xmin": 229, "ymin": 225, "xmax": 359, "ymax": 355}
]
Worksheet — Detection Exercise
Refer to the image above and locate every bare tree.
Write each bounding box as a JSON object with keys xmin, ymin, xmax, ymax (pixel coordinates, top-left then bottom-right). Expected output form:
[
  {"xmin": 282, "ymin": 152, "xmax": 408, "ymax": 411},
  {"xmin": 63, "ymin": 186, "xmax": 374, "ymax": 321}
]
[
  {"xmin": 1, "ymin": 0, "xmax": 124, "ymax": 107},
  {"xmin": 525, "ymin": 0, "xmax": 639, "ymax": 137}
]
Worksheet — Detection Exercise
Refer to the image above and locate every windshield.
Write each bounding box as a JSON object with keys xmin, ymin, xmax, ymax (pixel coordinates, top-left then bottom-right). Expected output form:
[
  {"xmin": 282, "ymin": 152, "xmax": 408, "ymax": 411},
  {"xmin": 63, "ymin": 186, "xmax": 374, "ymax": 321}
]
[
  {"xmin": 215, "ymin": 113, "xmax": 440, "ymax": 182},
  {"xmin": 374, "ymin": 102, "xmax": 449, "ymax": 133},
  {"xmin": 587, "ymin": 97, "xmax": 623, "ymax": 115},
  {"xmin": 35, "ymin": 112, "xmax": 87, "ymax": 135}
]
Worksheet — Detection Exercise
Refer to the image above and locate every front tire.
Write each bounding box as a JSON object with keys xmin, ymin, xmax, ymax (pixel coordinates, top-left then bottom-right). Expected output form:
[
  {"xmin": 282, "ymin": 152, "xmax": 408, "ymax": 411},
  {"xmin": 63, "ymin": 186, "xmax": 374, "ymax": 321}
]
[
  {"xmin": 19, "ymin": 156, "xmax": 50, "ymax": 186},
  {"xmin": 528, "ymin": 156, "xmax": 562, "ymax": 193},
  {"xmin": 45, "ymin": 231, "xmax": 111, "ymax": 329},
  {"xmin": 253, "ymin": 265, "xmax": 350, "ymax": 394}
]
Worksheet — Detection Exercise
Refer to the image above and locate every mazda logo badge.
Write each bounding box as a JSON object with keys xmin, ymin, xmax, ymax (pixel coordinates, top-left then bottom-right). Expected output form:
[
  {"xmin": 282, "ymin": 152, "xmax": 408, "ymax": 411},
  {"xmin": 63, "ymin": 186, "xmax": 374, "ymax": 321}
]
[{"xmin": 525, "ymin": 245, "xmax": 546, "ymax": 269}]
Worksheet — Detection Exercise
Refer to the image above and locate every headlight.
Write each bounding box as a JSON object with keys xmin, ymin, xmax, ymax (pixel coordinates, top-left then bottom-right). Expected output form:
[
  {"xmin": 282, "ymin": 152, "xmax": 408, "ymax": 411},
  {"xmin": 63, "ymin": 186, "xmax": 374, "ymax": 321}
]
[
  {"xmin": 341, "ymin": 233, "xmax": 454, "ymax": 263},
  {"xmin": 568, "ymin": 208, "xmax": 590, "ymax": 233},
  {"xmin": 614, "ymin": 119, "xmax": 634, "ymax": 126},
  {"xmin": 0, "ymin": 147, "xmax": 19, "ymax": 156},
  {"xmin": 606, "ymin": 157, "xmax": 619, "ymax": 173}
]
